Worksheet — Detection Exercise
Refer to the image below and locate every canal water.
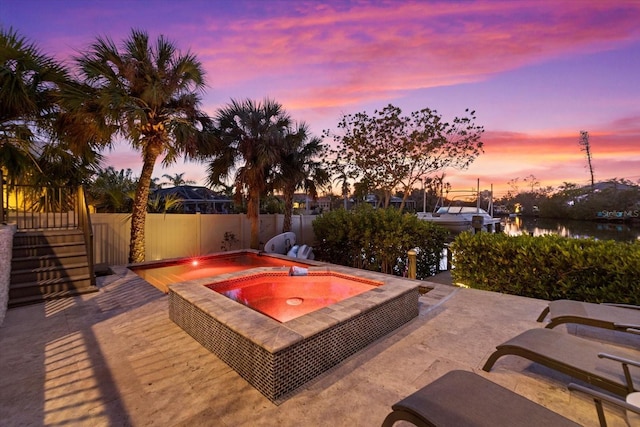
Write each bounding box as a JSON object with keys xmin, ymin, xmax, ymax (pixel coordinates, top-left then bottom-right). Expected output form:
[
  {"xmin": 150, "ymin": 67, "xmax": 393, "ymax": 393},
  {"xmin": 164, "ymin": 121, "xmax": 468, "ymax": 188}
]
[{"xmin": 502, "ymin": 216, "xmax": 640, "ymax": 242}]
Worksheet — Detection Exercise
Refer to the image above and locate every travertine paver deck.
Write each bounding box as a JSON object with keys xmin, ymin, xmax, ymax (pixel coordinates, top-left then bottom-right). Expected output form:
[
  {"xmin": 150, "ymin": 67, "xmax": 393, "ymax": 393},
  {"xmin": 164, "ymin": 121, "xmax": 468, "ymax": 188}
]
[{"xmin": 0, "ymin": 265, "xmax": 636, "ymax": 426}]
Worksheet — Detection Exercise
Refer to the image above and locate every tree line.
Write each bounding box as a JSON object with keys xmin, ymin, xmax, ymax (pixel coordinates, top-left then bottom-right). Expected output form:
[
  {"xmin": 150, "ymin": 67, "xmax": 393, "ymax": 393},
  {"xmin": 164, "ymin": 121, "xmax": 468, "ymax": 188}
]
[
  {"xmin": 1, "ymin": 27, "xmax": 484, "ymax": 262},
  {"xmin": 495, "ymin": 176, "xmax": 640, "ymax": 221}
]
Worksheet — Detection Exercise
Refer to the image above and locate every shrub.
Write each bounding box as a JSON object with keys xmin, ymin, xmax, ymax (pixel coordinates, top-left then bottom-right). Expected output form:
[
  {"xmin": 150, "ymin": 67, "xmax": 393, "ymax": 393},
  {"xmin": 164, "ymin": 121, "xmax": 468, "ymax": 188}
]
[
  {"xmin": 312, "ymin": 205, "xmax": 448, "ymax": 279},
  {"xmin": 449, "ymin": 232, "xmax": 640, "ymax": 303}
]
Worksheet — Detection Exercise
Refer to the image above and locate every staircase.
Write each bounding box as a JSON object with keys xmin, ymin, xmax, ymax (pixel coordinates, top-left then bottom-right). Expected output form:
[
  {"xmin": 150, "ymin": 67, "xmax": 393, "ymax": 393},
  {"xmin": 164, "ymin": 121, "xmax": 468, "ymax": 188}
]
[{"xmin": 9, "ymin": 230, "xmax": 98, "ymax": 307}]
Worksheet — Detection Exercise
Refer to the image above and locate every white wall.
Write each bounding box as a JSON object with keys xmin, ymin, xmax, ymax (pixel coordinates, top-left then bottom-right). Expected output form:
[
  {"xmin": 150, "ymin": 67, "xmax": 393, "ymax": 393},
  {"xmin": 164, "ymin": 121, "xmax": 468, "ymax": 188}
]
[{"xmin": 91, "ymin": 213, "xmax": 318, "ymax": 265}]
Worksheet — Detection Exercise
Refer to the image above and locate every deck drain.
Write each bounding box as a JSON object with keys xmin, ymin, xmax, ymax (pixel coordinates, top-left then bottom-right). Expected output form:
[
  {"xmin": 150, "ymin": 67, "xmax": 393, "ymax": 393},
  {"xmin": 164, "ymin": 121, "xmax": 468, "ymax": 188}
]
[{"xmin": 286, "ymin": 297, "xmax": 304, "ymax": 306}]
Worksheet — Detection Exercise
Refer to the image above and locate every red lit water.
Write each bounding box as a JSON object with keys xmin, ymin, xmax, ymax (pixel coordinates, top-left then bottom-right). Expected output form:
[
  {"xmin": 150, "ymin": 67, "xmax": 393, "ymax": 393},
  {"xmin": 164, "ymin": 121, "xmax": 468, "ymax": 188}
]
[{"xmin": 208, "ymin": 274, "xmax": 378, "ymax": 322}]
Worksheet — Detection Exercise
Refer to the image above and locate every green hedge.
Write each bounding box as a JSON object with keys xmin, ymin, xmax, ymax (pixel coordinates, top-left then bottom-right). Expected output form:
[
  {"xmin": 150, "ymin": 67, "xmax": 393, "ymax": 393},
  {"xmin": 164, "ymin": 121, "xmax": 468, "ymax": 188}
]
[
  {"xmin": 312, "ymin": 205, "xmax": 449, "ymax": 279},
  {"xmin": 449, "ymin": 232, "xmax": 640, "ymax": 303}
]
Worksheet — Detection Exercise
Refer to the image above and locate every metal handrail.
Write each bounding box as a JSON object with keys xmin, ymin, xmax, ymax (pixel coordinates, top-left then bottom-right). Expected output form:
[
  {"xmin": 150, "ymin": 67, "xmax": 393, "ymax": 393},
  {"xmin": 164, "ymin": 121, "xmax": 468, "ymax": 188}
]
[
  {"xmin": 2, "ymin": 182, "xmax": 78, "ymax": 230},
  {"xmin": 76, "ymin": 186, "xmax": 96, "ymax": 287}
]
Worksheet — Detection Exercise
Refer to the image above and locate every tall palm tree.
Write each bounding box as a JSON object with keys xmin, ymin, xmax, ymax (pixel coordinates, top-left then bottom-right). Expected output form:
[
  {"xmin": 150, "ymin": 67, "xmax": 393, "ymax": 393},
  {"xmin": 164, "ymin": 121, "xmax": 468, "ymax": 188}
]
[
  {"xmin": 67, "ymin": 29, "xmax": 214, "ymax": 262},
  {"xmin": 206, "ymin": 98, "xmax": 290, "ymax": 249},
  {"xmin": 273, "ymin": 122, "xmax": 329, "ymax": 232},
  {"xmin": 0, "ymin": 27, "xmax": 71, "ymax": 183}
]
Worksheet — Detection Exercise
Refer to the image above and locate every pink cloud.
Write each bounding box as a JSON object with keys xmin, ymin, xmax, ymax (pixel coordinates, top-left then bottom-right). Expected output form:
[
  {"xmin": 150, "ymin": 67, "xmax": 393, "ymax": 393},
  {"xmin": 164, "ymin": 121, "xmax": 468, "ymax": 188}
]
[
  {"xmin": 188, "ymin": 1, "xmax": 640, "ymax": 110},
  {"xmin": 606, "ymin": 115, "xmax": 640, "ymax": 133},
  {"xmin": 27, "ymin": 1, "xmax": 640, "ymax": 117}
]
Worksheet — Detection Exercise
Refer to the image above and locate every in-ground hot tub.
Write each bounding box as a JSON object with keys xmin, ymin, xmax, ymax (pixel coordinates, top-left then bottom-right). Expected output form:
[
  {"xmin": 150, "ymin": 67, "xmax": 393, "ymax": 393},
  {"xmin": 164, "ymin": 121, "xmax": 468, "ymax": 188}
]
[
  {"xmin": 129, "ymin": 250, "xmax": 310, "ymax": 292},
  {"xmin": 169, "ymin": 265, "xmax": 419, "ymax": 403},
  {"xmin": 209, "ymin": 270, "xmax": 380, "ymax": 322}
]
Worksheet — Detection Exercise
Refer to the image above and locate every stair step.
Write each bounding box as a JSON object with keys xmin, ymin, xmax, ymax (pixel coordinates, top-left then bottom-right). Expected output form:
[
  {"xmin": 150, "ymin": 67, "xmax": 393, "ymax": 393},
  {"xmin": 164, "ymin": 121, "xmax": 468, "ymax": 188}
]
[
  {"xmin": 11, "ymin": 262, "xmax": 90, "ymax": 275},
  {"xmin": 11, "ymin": 251, "xmax": 89, "ymax": 270},
  {"xmin": 10, "ymin": 273, "xmax": 92, "ymax": 289},
  {"xmin": 13, "ymin": 241, "xmax": 85, "ymax": 249},
  {"xmin": 12, "ymin": 242, "xmax": 86, "ymax": 258},
  {"xmin": 9, "ymin": 274, "xmax": 96, "ymax": 301},
  {"xmin": 8, "ymin": 287, "xmax": 99, "ymax": 308},
  {"xmin": 13, "ymin": 230, "xmax": 84, "ymax": 246},
  {"xmin": 10, "ymin": 262, "xmax": 90, "ymax": 283}
]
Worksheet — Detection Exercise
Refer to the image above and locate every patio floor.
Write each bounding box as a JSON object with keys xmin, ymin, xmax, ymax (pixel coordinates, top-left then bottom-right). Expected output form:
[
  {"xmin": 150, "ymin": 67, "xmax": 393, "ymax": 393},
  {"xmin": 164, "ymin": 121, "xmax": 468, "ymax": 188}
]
[{"xmin": 1, "ymin": 265, "xmax": 636, "ymax": 426}]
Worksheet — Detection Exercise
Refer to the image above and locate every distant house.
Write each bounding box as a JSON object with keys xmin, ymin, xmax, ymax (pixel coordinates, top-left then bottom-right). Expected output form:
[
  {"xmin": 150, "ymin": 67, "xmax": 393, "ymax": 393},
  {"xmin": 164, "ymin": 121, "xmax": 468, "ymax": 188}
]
[
  {"xmin": 591, "ymin": 181, "xmax": 636, "ymax": 192},
  {"xmin": 390, "ymin": 196, "xmax": 416, "ymax": 211},
  {"xmin": 315, "ymin": 196, "xmax": 333, "ymax": 212},
  {"xmin": 364, "ymin": 194, "xmax": 416, "ymax": 210},
  {"xmin": 151, "ymin": 185, "xmax": 232, "ymax": 214},
  {"xmin": 291, "ymin": 193, "xmax": 324, "ymax": 214},
  {"xmin": 314, "ymin": 195, "xmax": 355, "ymax": 211}
]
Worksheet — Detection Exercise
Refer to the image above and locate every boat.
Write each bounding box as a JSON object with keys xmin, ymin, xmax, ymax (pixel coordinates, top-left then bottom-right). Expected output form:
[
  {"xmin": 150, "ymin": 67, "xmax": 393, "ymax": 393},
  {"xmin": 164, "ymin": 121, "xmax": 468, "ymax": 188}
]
[
  {"xmin": 417, "ymin": 206, "xmax": 501, "ymax": 233},
  {"xmin": 417, "ymin": 180, "xmax": 502, "ymax": 234}
]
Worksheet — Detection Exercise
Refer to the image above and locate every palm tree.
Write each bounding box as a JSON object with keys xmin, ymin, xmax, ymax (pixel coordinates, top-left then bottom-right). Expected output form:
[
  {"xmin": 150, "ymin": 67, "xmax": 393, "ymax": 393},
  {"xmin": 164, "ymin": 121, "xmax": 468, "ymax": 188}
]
[
  {"xmin": 209, "ymin": 182, "xmax": 234, "ymax": 199},
  {"xmin": 162, "ymin": 172, "xmax": 195, "ymax": 187},
  {"xmin": 67, "ymin": 29, "xmax": 215, "ymax": 262},
  {"xmin": 0, "ymin": 27, "xmax": 71, "ymax": 183},
  {"xmin": 332, "ymin": 169, "xmax": 351, "ymax": 210},
  {"xmin": 86, "ymin": 167, "xmax": 137, "ymax": 213},
  {"xmin": 150, "ymin": 176, "xmax": 163, "ymax": 189},
  {"xmin": 273, "ymin": 122, "xmax": 329, "ymax": 232},
  {"xmin": 206, "ymin": 98, "xmax": 290, "ymax": 249}
]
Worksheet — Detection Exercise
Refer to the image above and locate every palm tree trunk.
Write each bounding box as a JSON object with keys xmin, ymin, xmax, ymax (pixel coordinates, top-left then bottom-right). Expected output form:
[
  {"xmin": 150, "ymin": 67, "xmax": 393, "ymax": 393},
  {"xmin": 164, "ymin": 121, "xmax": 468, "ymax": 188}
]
[
  {"xmin": 248, "ymin": 190, "xmax": 260, "ymax": 249},
  {"xmin": 283, "ymin": 189, "xmax": 293, "ymax": 232},
  {"xmin": 128, "ymin": 148, "xmax": 159, "ymax": 263}
]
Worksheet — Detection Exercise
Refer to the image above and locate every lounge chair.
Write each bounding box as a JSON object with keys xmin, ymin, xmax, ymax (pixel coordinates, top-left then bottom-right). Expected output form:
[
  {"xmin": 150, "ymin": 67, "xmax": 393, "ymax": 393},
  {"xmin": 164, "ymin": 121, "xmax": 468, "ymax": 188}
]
[
  {"xmin": 537, "ymin": 299, "xmax": 640, "ymax": 333},
  {"xmin": 381, "ymin": 370, "xmax": 580, "ymax": 426},
  {"xmin": 482, "ymin": 328, "xmax": 640, "ymax": 397},
  {"xmin": 569, "ymin": 382, "xmax": 640, "ymax": 427}
]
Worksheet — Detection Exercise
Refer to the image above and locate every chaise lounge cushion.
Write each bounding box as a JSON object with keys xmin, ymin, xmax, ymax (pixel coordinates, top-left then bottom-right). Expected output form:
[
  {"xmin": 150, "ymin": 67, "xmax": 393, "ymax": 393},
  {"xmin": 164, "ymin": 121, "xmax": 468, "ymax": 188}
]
[
  {"xmin": 483, "ymin": 328, "xmax": 640, "ymax": 396},
  {"xmin": 537, "ymin": 299, "xmax": 640, "ymax": 332},
  {"xmin": 381, "ymin": 370, "xmax": 580, "ymax": 427}
]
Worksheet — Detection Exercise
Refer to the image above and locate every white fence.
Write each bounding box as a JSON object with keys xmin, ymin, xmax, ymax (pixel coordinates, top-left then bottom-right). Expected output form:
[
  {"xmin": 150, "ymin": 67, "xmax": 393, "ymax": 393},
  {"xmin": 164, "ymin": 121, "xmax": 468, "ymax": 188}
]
[{"xmin": 91, "ymin": 213, "xmax": 318, "ymax": 265}]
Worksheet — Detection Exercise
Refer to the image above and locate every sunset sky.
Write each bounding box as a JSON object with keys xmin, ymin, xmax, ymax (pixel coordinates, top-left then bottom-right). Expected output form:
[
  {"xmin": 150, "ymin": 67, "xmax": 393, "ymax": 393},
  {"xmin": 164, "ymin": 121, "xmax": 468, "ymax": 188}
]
[{"xmin": 3, "ymin": 0, "xmax": 640, "ymax": 197}]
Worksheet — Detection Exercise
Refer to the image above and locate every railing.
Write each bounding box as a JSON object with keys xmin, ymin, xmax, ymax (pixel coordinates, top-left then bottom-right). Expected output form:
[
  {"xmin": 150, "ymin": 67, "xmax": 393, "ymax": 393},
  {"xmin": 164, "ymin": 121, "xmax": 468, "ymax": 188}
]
[
  {"xmin": 76, "ymin": 186, "xmax": 96, "ymax": 287},
  {"xmin": 2, "ymin": 182, "xmax": 79, "ymax": 230}
]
